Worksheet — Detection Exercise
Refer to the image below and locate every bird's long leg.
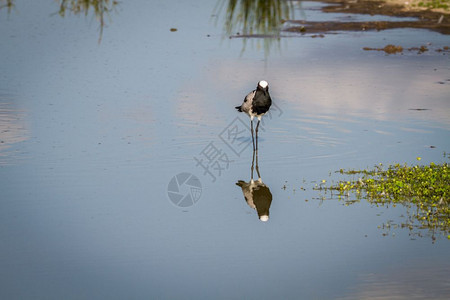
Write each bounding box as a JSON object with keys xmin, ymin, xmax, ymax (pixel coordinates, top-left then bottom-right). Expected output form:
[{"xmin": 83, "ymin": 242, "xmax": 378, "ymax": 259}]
[
  {"xmin": 255, "ymin": 149, "xmax": 261, "ymax": 179},
  {"xmin": 251, "ymin": 148, "xmax": 256, "ymax": 180},
  {"xmin": 255, "ymin": 120, "xmax": 260, "ymax": 151},
  {"xmin": 251, "ymin": 120, "xmax": 255, "ymax": 151}
]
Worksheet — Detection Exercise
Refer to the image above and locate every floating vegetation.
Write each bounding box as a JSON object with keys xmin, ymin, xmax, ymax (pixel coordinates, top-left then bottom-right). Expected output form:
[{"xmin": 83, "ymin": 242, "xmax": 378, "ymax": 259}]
[
  {"xmin": 315, "ymin": 158, "xmax": 450, "ymax": 241},
  {"xmin": 436, "ymin": 45, "xmax": 450, "ymax": 52},
  {"xmin": 362, "ymin": 44, "xmax": 450, "ymax": 54},
  {"xmin": 363, "ymin": 44, "xmax": 404, "ymax": 54},
  {"xmin": 362, "ymin": 44, "xmax": 440, "ymax": 54}
]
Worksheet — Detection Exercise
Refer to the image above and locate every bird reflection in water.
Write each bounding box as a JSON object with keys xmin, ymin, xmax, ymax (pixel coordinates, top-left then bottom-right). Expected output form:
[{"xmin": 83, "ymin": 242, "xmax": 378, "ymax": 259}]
[{"xmin": 236, "ymin": 150, "xmax": 272, "ymax": 222}]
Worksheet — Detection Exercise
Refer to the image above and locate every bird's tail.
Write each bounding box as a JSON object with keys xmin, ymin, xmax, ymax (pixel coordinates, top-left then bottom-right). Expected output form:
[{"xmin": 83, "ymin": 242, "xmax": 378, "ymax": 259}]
[
  {"xmin": 235, "ymin": 105, "xmax": 242, "ymax": 112},
  {"xmin": 236, "ymin": 180, "xmax": 246, "ymax": 187}
]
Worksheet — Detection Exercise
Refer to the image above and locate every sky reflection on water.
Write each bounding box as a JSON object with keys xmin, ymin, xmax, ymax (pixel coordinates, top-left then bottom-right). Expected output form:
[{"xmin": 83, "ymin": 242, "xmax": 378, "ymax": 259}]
[{"xmin": 0, "ymin": 0, "xmax": 449, "ymax": 299}]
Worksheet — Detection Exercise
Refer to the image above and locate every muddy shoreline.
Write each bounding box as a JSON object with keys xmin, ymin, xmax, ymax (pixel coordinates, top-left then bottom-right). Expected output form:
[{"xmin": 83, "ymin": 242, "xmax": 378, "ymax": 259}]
[{"xmin": 284, "ymin": 0, "xmax": 450, "ymax": 35}]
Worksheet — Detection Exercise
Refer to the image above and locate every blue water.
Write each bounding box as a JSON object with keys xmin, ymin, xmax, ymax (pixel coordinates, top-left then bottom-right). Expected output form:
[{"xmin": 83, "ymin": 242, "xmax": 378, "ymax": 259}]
[{"xmin": 1, "ymin": 1, "xmax": 449, "ymax": 299}]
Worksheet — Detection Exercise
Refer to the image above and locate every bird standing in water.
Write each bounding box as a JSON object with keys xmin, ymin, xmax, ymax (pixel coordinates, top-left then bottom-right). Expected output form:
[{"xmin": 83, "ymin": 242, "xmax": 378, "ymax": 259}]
[{"xmin": 235, "ymin": 80, "xmax": 272, "ymax": 151}]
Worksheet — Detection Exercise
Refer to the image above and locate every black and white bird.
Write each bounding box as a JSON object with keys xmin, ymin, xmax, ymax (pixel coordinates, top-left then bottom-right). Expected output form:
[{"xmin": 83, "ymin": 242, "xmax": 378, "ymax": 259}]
[
  {"xmin": 235, "ymin": 80, "xmax": 272, "ymax": 151},
  {"xmin": 236, "ymin": 178, "xmax": 272, "ymax": 222},
  {"xmin": 236, "ymin": 149, "xmax": 272, "ymax": 222}
]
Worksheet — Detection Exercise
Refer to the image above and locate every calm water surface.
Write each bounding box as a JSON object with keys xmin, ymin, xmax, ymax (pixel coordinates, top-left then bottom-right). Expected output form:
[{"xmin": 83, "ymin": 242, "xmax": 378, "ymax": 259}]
[{"xmin": 1, "ymin": 1, "xmax": 449, "ymax": 299}]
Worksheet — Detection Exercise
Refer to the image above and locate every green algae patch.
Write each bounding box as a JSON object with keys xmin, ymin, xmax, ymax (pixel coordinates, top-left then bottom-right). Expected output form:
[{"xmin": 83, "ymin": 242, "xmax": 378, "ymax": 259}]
[{"xmin": 316, "ymin": 159, "xmax": 450, "ymax": 240}]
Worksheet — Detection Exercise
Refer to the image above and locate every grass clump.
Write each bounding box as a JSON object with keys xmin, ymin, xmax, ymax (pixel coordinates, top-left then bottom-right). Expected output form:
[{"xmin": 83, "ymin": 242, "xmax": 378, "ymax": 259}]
[
  {"xmin": 417, "ymin": 0, "xmax": 449, "ymax": 10},
  {"xmin": 317, "ymin": 158, "xmax": 450, "ymax": 241}
]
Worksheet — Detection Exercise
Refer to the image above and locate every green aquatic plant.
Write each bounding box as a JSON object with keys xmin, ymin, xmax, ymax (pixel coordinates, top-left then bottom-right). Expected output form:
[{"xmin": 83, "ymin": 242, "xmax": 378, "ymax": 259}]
[
  {"xmin": 0, "ymin": 0, "xmax": 117, "ymax": 42},
  {"xmin": 216, "ymin": 0, "xmax": 294, "ymax": 36},
  {"xmin": 56, "ymin": 0, "xmax": 118, "ymax": 18},
  {"xmin": 0, "ymin": 0, "xmax": 14, "ymax": 13},
  {"xmin": 57, "ymin": 0, "xmax": 118, "ymax": 42},
  {"xmin": 316, "ymin": 159, "xmax": 450, "ymax": 241},
  {"xmin": 213, "ymin": 0, "xmax": 296, "ymax": 57}
]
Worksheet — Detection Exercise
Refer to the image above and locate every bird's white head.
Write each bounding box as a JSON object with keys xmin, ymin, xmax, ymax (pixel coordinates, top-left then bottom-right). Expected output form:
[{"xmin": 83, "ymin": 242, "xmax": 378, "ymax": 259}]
[
  {"xmin": 260, "ymin": 215, "xmax": 269, "ymax": 222},
  {"xmin": 258, "ymin": 80, "xmax": 268, "ymax": 89}
]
